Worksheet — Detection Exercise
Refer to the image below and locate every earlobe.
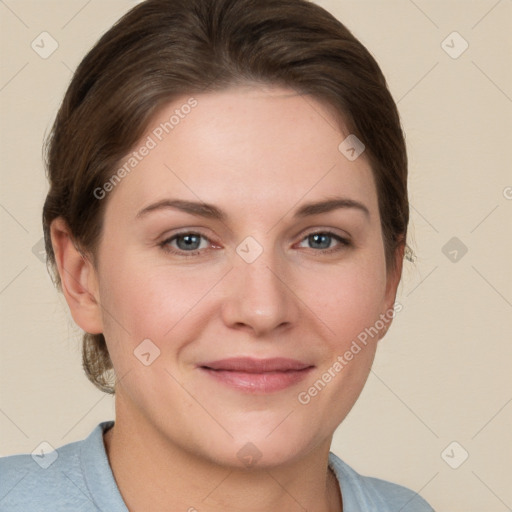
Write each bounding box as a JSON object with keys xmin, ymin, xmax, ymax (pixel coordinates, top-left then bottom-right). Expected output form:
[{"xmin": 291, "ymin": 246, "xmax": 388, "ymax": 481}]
[{"xmin": 50, "ymin": 217, "xmax": 104, "ymax": 335}]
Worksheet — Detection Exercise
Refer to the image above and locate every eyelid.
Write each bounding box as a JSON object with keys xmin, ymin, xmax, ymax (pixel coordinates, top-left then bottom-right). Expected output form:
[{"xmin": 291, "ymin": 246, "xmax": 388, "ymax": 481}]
[
  {"xmin": 159, "ymin": 227, "xmax": 351, "ymax": 257},
  {"xmin": 159, "ymin": 230, "xmax": 217, "ymax": 256},
  {"xmin": 159, "ymin": 227, "xmax": 217, "ymax": 244},
  {"xmin": 297, "ymin": 226, "xmax": 351, "ymax": 241},
  {"xmin": 295, "ymin": 229, "xmax": 351, "ymax": 252}
]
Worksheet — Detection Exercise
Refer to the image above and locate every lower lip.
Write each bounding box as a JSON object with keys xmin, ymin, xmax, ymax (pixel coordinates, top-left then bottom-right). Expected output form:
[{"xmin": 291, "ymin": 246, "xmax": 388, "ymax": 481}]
[{"xmin": 200, "ymin": 367, "xmax": 313, "ymax": 393}]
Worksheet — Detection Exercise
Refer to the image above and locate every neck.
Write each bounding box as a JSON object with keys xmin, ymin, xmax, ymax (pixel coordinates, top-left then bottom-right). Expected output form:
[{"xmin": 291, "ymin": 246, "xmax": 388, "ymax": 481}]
[{"xmin": 103, "ymin": 401, "xmax": 342, "ymax": 512}]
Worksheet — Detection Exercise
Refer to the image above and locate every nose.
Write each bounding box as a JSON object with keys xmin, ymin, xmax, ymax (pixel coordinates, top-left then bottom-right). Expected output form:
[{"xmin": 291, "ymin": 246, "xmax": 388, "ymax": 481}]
[{"xmin": 220, "ymin": 246, "xmax": 300, "ymax": 337}]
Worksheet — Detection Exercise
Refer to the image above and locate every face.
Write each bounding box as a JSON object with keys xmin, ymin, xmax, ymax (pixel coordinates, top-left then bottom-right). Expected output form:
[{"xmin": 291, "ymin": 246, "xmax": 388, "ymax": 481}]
[{"xmin": 89, "ymin": 85, "xmax": 400, "ymax": 468}]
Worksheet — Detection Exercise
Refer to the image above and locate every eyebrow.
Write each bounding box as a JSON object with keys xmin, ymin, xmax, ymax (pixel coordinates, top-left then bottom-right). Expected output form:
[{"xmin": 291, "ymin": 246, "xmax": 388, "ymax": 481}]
[{"xmin": 135, "ymin": 196, "xmax": 370, "ymax": 221}]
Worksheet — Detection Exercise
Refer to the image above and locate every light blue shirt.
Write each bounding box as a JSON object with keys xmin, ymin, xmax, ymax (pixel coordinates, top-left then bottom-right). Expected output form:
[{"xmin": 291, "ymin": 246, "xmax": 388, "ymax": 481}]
[{"xmin": 0, "ymin": 421, "xmax": 434, "ymax": 511}]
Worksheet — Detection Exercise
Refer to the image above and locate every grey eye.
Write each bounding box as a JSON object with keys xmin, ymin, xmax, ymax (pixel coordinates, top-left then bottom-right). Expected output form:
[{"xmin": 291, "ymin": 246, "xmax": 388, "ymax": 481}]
[{"xmin": 307, "ymin": 233, "xmax": 333, "ymax": 250}]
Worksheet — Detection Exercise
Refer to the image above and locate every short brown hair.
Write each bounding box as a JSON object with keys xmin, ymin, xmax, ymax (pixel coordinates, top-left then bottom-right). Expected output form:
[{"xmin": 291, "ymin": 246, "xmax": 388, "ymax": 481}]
[{"xmin": 43, "ymin": 0, "xmax": 409, "ymax": 394}]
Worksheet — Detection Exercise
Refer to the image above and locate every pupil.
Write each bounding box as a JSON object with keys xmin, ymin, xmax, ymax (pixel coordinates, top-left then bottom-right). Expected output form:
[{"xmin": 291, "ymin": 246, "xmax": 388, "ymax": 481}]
[
  {"xmin": 310, "ymin": 233, "xmax": 330, "ymax": 249},
  {"xmin": 177, "ymin": 234, "xmax": 200, "ymax": 250}
]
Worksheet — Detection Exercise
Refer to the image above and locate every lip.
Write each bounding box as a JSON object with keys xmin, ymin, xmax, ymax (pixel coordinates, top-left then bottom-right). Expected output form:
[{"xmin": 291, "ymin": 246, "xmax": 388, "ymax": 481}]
[{"xmin": 198, "ymin": 357, "xmax": 314, "ymax": 393}]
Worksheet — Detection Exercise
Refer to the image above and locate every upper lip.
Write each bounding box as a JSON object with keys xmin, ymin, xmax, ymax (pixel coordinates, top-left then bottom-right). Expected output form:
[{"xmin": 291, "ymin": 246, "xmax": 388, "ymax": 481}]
[{"xmin": 199, "ymin": 357, "xmax": 313, "ymax": 373}]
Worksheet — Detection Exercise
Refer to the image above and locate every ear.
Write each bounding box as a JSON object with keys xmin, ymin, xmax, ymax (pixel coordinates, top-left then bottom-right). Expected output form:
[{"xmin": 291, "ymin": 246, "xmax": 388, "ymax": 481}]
[
  {"xmin": 50, "ymin": 217, "xmax": 104, "ymax": 335},
  {"xmin": 379, "ymin": 240, "xmax": 405, "ymax": 339}
]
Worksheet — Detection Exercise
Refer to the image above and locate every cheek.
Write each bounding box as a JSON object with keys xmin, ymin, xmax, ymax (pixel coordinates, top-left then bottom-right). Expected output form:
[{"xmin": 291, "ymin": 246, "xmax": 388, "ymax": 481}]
[
  {"xmin": 303, "ymin": 260, "xmax": 387, "ymax": 346},
  {"xmin": 97, "ymin": 252, "xmax": 222, "ymax": 352},
  {"xmin": 291, "ymin": 268, "xmax": 386, "ymax": 438}
]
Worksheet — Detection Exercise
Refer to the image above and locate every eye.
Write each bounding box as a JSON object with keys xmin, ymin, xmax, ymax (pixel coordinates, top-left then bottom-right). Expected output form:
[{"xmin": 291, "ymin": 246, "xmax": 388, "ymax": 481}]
[
  {"xmin": 159, "ymin": 230, "xmax": 350, "ymax": 257},
  {"xmin": 297, "ymin": 231, "xmax": 350, "ymax": 254},
  {"xmin": 160, "ymin": 232, "xmax": 212, "ymax": 256}
]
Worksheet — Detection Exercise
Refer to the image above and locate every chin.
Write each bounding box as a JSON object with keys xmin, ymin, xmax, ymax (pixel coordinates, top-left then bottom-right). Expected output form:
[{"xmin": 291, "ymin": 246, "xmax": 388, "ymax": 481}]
[{"xmin": 195, "ymin": 419, "xmax": 324, "ymax": 471}]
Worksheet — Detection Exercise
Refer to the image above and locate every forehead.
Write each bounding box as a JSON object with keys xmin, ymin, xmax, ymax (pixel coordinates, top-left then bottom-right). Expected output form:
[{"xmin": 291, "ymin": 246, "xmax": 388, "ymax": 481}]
[{"xmin": 106, "ymin": 85, "xmax": 378, "ymax": 221}]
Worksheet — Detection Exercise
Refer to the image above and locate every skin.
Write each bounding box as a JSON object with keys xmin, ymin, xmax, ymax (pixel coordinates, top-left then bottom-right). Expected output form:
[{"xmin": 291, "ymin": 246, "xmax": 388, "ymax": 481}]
[{"xmin": 51, "ymin": 85, "xmax": 404, "ymax": 512}]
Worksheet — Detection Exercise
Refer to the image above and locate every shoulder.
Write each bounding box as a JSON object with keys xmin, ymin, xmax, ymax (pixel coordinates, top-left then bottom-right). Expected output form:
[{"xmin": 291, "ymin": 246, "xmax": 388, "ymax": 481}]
[
  {"xmin": 328, "ymin": 452, "xmax": 435, "ymax": 512},
  {"xmin": 0, "ymin": 421, "xmax": 119, "ymax": 512},
  {"xmin": 0, "ymin": 438, "xmax": 88, "ymax": 511}
]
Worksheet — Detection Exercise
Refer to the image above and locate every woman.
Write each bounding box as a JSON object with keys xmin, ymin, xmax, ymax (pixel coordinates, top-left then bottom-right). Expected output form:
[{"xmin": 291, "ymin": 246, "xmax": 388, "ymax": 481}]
[{"xmin": 0, "ymin": 0, "xmax": 433, "ymax": 510}]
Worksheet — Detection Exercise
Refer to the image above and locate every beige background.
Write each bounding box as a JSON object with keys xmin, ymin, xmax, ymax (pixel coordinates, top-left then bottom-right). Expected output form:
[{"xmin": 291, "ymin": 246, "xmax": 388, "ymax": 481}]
[{"xmin": 1, "ymin": 0, "xmax": 511, "ymax": 510}]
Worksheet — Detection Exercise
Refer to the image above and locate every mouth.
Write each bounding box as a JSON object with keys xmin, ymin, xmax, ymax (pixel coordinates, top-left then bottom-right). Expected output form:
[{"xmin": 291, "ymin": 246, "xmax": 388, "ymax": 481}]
[{"xmin": 198, "ymin": 357, "xmax": 314, "ymax": 393}]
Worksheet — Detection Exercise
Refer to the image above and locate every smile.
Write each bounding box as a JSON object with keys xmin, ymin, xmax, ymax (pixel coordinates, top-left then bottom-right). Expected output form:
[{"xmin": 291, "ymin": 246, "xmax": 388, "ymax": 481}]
[{"xmin": 198, "ymin": 357, "xmax": 314, "ymax": 393}]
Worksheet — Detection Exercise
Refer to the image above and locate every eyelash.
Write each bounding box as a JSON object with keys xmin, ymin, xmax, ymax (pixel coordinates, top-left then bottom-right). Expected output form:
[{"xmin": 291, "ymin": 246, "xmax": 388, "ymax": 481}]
[{"xmin": 159, "ymin": 230, "xmax": 351, "ymax": 258}]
